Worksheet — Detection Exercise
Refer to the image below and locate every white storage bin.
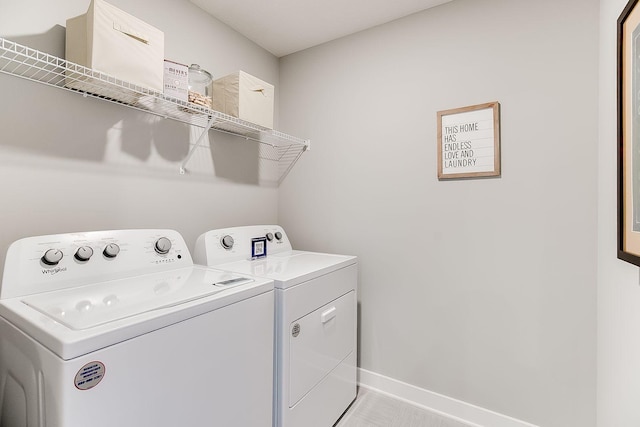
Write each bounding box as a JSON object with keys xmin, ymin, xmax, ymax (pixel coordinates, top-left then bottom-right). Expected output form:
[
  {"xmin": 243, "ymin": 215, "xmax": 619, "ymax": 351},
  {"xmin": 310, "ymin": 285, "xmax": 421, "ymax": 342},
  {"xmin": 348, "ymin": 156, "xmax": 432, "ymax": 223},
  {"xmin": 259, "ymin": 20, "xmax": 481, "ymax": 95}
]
[
  {"xmin": 212, "ymin": 71, "xmax": 274, "ymax": 129},
  {"xmin": 66, "ymin": 0, "xmax": 164, "ymax": 98}
]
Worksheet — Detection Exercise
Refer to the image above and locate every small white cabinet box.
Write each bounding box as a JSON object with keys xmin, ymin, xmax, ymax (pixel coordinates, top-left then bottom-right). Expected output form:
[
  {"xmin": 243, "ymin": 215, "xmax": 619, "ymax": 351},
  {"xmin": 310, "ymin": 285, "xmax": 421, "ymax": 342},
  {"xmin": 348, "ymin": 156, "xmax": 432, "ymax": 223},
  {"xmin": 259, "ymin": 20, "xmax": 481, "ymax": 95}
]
[
  {"xmin": 66, "ymin": 0, "xmax": 164, "ymax": 96},
  {"xmin": 212, "ymin": 71, "xmax": 274, "ymax": 129}
]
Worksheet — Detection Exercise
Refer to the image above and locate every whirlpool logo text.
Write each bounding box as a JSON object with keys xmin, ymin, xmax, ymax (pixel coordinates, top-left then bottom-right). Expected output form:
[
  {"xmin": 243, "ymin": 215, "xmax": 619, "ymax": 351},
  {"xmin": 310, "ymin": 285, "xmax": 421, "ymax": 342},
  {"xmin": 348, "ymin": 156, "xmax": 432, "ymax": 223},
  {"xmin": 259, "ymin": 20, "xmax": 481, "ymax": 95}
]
[{"xmin": 42, "ymin": 267, "xmax": 67, "ymax": 275}]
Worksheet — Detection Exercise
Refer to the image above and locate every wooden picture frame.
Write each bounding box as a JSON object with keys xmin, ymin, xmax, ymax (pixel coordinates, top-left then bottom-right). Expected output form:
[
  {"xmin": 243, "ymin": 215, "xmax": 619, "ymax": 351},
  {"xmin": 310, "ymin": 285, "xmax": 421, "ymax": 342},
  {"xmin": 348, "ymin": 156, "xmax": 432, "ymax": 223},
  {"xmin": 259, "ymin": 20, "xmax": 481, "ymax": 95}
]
[
  {"xmin": 437, "ymin": 101, "xmax": 500, "ymax": 180},
  {"xmin": 618, "ymin": 0, "xmax": 640, "ymax": 266}
]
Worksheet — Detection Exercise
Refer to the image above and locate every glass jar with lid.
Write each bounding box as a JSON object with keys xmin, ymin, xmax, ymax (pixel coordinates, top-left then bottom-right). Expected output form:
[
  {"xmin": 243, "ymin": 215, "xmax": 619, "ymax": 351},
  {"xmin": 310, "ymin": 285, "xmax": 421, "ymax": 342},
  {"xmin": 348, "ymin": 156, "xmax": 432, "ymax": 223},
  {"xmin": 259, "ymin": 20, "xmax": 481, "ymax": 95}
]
[{"xmin": 188, "ymin": 64, "xmax": 212, "ymax": 108}]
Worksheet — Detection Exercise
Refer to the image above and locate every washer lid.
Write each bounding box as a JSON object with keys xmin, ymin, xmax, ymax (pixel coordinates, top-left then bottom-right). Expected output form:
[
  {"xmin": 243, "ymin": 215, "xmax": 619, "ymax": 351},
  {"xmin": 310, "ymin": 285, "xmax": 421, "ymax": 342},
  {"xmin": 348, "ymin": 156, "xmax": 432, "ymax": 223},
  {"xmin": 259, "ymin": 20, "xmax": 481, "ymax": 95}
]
[
  {"xmin": 0, "ymin": 266, "xmax": 273, "ymax": 360},
  {"xmin": 21, "ymin": 267, "xmax": 254, "ymax": 330},
  {"xmin": 217, "ymin": 250, "xmax": 357, "ymax": 289}
]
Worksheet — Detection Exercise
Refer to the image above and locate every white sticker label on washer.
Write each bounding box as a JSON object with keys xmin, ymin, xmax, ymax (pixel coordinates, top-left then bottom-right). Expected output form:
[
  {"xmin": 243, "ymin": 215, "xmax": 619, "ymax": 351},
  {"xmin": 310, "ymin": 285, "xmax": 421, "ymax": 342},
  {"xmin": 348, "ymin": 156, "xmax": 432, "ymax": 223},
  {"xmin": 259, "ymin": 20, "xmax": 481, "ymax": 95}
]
[{"xmin": 75, "ymin": 361, "xmax": 105, "ymax": 390}]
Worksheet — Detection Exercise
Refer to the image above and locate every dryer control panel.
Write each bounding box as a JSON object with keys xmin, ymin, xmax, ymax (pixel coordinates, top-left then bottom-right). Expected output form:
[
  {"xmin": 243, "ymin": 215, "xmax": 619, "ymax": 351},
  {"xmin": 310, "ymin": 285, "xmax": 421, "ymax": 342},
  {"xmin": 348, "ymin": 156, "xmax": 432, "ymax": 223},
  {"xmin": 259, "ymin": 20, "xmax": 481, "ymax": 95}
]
[
  {"xmin": 193, "ymin": 225, "xmax": 292, "ymax": 266},
  {"xmin": 1, "ymin": 229, "xmax": 192, "ymax": 299}
]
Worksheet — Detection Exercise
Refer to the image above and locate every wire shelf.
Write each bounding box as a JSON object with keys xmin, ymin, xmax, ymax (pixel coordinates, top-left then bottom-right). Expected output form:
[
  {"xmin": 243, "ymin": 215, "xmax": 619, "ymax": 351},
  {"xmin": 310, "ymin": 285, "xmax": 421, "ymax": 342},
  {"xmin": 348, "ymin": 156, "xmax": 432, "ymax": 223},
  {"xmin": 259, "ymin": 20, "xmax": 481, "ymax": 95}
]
[{"xmin": 0, "ymin": 37, "xmax": 309, "ymax": 183}]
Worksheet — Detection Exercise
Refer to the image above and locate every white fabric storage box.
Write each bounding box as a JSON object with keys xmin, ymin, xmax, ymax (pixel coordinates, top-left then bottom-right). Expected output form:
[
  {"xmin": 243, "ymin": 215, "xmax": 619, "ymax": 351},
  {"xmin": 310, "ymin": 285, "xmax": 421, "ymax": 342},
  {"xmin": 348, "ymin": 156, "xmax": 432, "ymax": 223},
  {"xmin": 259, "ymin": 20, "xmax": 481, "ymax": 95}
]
[
  {"xmin": 212, "ymin": 71, "xmax": 274, "ymax": 129},
  {"xmin": 65, "ymin": 0, "xmax": 164, "ymax": 100}
]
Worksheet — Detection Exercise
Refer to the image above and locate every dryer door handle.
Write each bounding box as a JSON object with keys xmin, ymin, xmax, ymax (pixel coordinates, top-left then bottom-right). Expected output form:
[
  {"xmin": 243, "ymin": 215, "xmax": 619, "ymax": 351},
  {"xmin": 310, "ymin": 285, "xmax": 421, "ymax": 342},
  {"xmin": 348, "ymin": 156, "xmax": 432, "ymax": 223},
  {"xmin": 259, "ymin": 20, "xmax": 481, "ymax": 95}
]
[{"xmin": 321, "ymin": 306, "xmax": 337, "ymax": 324}]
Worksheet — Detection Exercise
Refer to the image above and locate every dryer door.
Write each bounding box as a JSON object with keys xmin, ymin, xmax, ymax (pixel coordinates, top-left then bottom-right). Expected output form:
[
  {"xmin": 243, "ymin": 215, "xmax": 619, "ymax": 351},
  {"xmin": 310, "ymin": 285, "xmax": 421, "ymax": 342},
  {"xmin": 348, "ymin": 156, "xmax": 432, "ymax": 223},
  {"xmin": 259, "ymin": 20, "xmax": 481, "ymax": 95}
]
[{"xmin": 289, "ymin": 290, "xmax": 355, "ymax": 407}]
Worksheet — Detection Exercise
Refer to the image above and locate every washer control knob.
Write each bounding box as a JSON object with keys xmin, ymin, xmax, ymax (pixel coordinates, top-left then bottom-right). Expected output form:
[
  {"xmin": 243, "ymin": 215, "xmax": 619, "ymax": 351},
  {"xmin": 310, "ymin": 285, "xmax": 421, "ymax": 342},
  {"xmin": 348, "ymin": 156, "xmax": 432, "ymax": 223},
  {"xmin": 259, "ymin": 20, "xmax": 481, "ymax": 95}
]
[
  {"xmin": 103, "ymin": 243, "xmax": 120, "ymax": 258},
  {"xmin": 154, "ymin": 237, "xmax": 172, "ymax": 255},
  {"xmin": 221, "ymin": 235, "xmax": 234, "ymax": 250},
  {"xmin": 74, "ymin": 246, "xmax": 94, "ymax": 262},
  {"xmin": 42, "ymin": 249, "xmax": 63, "ymax": 266},
  {"xmin": 275, "ymin": 231, "xmax": 283, "ymax": 241},
  {"xmin": 265, "ymin": 232, "xmax": 274, "ymax": 241}
]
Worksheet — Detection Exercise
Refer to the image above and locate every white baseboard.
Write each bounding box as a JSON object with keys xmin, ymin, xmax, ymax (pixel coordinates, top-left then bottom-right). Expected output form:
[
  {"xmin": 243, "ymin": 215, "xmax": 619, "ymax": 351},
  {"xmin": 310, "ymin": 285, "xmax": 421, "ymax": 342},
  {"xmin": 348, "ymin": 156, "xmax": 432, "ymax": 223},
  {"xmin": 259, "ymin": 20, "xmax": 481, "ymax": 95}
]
[{"xmin": 357, "ymin": 368, "xmax": 539, "ymax": 427}]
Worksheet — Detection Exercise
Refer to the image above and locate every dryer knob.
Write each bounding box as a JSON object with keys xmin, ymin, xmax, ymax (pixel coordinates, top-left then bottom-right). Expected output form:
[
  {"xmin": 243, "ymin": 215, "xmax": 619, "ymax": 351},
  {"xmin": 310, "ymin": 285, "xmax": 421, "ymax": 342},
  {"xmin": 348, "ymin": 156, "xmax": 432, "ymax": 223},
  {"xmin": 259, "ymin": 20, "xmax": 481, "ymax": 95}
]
[
  {"xmin": 266, "ymin": 232, "xmax": 274, "ymax": 241},
  {"xmin": 221, "ymin": 235, "xmax": 234, "ymax": 250},
  {"xmin": 103, "ymin": 243, "xmax": 120, "ymax": 258},
  {"xmin": 154, "ymin": 237, "xmax": 172, "ymax": 254},
  {"xmin": 42, "ymin": 249, "xmax": 63, "ymax": 266},
  {"xmin": 275, "ymin": 232, "xmax": 283, "ymax": 241},
  {"xmin": 74, "ymin": 246, "xmax": 94, "ymax": 262}
]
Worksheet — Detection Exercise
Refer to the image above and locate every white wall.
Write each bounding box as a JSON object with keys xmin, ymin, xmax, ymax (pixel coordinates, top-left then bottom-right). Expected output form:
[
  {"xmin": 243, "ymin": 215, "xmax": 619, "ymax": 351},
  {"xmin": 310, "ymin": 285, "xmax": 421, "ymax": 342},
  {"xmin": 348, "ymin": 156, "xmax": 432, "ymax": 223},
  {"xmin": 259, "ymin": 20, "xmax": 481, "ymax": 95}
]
[
  {"xmin": 0, "ymin": 0, "xmax": 280, "ymax": 276},
  {"xmin": 598, "ymin": 0, "xmax": 640, "ymax": 426},
  {"xmin": 279, "ymin": 0, "xmax": 599, "ymax": 426}
]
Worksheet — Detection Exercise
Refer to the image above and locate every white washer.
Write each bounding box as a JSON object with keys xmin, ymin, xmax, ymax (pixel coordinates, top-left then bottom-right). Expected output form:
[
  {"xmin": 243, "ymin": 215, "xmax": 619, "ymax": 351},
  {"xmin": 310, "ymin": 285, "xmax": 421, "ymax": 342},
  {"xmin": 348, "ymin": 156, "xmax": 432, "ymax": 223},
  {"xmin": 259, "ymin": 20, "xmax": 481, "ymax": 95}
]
[
  {"xmin": 193, "ymin": 225, "xmax": 357, "ymax": 427},
  {"xmin": 0, "ymin": 229, "xmax": 274, "ymax": 427}
]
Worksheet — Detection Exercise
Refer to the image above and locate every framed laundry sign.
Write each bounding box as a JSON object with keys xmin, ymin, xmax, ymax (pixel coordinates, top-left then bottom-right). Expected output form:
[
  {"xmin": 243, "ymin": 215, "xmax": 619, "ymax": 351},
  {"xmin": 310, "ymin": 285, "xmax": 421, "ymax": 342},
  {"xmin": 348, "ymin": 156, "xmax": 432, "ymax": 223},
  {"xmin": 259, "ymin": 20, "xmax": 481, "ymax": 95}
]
[
  {"xmin": 618, "ymin": 0, "xmax": 640, "ymax": 266},
  {"xmin": 437, "ymin": 101, "xmax": 501, "ymax": 179}
]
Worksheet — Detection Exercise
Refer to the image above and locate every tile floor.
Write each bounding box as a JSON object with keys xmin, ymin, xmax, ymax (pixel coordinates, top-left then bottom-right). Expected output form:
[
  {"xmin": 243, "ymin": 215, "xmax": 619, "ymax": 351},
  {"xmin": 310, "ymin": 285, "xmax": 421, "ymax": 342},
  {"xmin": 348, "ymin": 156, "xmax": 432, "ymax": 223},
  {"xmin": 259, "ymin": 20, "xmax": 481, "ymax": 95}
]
[{"xmin": 334, "ymin": 387, "xmax": 474, "ymax": 427}]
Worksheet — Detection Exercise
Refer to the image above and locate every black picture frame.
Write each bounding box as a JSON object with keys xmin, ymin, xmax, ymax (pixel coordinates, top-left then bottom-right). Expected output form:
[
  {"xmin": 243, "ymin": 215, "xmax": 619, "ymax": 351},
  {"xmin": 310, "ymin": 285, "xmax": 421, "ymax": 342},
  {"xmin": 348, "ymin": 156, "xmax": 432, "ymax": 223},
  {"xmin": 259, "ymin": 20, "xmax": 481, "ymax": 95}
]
[{"xmin": 618, "ymin": 0, "xmax": 640, "ymax": 266}]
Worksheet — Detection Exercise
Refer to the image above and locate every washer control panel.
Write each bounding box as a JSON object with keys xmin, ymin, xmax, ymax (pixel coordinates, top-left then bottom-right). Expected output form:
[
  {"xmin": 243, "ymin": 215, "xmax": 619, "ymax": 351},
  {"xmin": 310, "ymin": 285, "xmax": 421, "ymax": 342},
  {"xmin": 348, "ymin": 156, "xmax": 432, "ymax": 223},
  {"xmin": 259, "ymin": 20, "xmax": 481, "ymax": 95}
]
[
  {"xmin": 1, "ymin": 229, "xmax": 192, "ymax": 299},
  {"xmin": 194, "ymin": 225, "xmax": 292, "ymax": 266}
]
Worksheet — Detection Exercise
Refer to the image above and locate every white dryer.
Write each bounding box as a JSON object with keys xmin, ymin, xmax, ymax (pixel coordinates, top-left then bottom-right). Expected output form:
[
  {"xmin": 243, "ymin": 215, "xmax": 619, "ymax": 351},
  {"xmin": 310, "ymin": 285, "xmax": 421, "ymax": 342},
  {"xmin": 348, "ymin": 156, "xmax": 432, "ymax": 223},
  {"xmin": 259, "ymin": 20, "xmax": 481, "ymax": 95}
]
[
  {"xmin": 0, "ymin": 229, "xmax": 274, "ymax": 427},
  {"xmin": 193, "ymin": 225, "xmax": 357, "ymax": 427}
]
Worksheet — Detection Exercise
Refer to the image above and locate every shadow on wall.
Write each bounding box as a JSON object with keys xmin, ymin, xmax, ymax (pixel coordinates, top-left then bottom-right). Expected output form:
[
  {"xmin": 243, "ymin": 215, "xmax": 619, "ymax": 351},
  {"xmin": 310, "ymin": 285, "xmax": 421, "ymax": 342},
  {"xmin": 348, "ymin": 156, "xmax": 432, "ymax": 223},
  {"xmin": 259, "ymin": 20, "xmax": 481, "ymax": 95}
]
[
  {"xmin": 4, "ymin": 27, "xmax": 67, "ymax": 58},
  {"xmin": 0, "ymin": 28, "xmax": 264, "ymax": 185},
  {"xmin": 211, "ymin": 133, "xmax": 263, "ymax": 184}
]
